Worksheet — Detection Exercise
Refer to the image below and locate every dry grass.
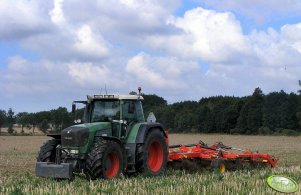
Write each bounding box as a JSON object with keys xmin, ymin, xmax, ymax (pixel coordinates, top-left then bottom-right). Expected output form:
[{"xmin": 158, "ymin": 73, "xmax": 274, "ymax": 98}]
[
  {"xmin": 0, "ymin": 136, "xmax": 47, "ymax": 173},
  {"xmin": 0, "ymin": 134, "xmax": 300, "ymax": 194}
]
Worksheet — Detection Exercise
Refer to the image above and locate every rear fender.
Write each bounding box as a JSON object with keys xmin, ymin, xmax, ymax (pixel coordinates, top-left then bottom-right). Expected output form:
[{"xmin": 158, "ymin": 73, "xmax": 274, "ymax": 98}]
[{"xmin": 135, "ymin": 123, "xmax": 167, "ymax": 144}]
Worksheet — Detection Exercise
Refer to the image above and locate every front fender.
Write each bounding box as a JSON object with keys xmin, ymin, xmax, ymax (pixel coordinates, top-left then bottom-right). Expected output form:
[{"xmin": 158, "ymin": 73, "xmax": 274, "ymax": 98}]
[{"xmin": 47, "ymin": 134, "xmax": 61, "ymax": 140}]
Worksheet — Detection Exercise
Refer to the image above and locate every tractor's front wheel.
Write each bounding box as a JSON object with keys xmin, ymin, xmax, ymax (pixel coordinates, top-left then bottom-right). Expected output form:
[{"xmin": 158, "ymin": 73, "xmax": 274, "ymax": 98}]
[
  {"xmin": 136, "ymin": 129, "xmax": 167, "ymax": 175},
  {"xmin": 36, "ymin": 139, "xmax": 60, "ymax": 162},
  {"xmin": 86, "ymin": 140, "xmax": 123, "ymax": 180}
]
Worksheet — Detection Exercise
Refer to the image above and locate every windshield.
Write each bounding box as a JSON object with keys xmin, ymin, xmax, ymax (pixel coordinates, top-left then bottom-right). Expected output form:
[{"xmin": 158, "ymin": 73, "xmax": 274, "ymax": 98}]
[{"xmin": 90, "ymin": 100, "xmax": 120, "ymax": 122}]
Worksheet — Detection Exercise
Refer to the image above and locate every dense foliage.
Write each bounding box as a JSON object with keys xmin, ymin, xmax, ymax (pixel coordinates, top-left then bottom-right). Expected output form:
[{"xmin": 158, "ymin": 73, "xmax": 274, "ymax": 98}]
[
  {"xmin": 143, "ymin": 88, "xmax": 301, "ymax": 135},
  {"xmin": 0, "ymin": 88, "xmax": 300, "ymax": 135}
]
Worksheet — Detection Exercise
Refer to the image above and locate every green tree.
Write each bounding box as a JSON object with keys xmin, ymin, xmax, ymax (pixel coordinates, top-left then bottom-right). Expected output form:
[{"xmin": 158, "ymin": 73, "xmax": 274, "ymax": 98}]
[
  {"xmin": 222, "ymin": 102, "xmax": 241, "ymax": 133},
  {"xmin": 38, "ymin": 119, "xmax": 50, "ymax": 133},
  {"xmin": 142, "ymin": 94, "xmax": 167, "ymax": 116},
  {"xmin": 263, "ymin": 91, "xmax": 299, "ymax": 133},
  {"xmin": 296, "ymin": 90, "xmax": 301, "ymax": 131},
  {"xmin": 7, "ymin": 108, "xmax": 15, "ymax": 124},
  {"xmin": 263, "ymin": 92, "xmax": 282, "ymax": 130},
  {"xmin": 171, "ymin": 101, "xmax": 198, "ymax": 132},
  {"xmin": 236, "ymin": 88, "xmax": 264, "ymax": 134},
  {"xmin": 7, "ymin": 108, "xmax": 15, "ymax": 135},
  {"xmin": 174, "ymin": 111, "xmax": 197, "ymax": 132},
  {"xmin": 26, "ymin": 113, "xmax": 39, "ymax": 134},
  {"xmin": 50, "ymin": 107, "xmax": 71, "ymax": 132},
  {"xmin": 16, "ymin": 112, "xmax": 30, "ymax": 134},
  {"xmin": 279, "ymin": 93, "xmax": 298, "ymax": 130},
  {"xmin": 0, "ymin": 110, "xmax": 6, "ymax": 135},
  {"xmin": 198, "ymin": 106, "xmax": 214, "ymax": 133}
]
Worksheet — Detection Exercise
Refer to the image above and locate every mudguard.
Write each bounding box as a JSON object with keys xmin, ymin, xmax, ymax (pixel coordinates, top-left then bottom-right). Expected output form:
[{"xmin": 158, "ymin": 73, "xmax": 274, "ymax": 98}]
[
  {"xmin": 135, "ymin": 122, "xmax": 167, "ymax": 144},
  {"xmin": 47, "ymin": 134, "xmax": 61, "ymax": 139}
]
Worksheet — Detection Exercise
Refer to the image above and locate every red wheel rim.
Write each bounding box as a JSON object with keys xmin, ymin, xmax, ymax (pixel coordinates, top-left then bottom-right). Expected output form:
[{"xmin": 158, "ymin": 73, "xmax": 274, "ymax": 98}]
[
  {"xmin": 105, "ymin": 152, "xmax": 120, "ymax": 179},
  {"xmin": 147, "ymin": 141, "xmax": 163, "ymax": 172}
]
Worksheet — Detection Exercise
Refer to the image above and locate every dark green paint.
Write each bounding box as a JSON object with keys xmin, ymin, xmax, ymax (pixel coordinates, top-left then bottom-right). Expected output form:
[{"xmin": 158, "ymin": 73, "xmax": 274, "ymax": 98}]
[
  {"xmin": 126, "ymin": 123, "xmax": 143, "ymax": 143},
  {"xmin": 62, "ymin": 122, "xmax": 112, "ymax": 153},
  {"xmin": 62, "ymin": 122, "xmax": 145, "ymax": 153}
]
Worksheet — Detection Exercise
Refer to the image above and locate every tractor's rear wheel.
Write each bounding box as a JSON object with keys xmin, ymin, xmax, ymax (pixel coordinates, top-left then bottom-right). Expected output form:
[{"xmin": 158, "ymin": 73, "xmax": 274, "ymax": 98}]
[
  {"xmin": 136, "ymin": 129, "xmax": 167, "ymax": 175},
  {"xmin": 36, "ymin": 139, "xmax": 60, "ymax": 162},
  {"xmin": 86, "ymin": 140, "xmax": 123, "ymax": 180}
]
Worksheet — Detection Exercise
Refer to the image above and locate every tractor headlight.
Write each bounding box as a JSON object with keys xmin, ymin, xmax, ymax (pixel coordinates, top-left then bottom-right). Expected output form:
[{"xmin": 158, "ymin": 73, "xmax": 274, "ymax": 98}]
[{"xmin": 70, "ymin": 149, "xmax": 79, "ymax": 154}]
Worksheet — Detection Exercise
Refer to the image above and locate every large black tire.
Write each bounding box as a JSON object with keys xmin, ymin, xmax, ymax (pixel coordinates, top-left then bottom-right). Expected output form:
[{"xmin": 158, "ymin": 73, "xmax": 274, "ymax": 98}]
[
  {"xmin": 85, "ymin": 140, "xmax": 123, "ymax": 180},
  {"xmin": 136, "ymin": 129, "xmax": 167, "ymax": 175},
  {"xmin": 37, "ymin": 139, "xmax": 60, "ymax": 162}
]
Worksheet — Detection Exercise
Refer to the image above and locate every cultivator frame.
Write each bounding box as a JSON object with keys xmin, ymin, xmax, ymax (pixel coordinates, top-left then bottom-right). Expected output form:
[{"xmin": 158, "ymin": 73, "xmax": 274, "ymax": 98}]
[{"xmin": 168, "ymin": 141, "xmax": 277, "ymax": 172}]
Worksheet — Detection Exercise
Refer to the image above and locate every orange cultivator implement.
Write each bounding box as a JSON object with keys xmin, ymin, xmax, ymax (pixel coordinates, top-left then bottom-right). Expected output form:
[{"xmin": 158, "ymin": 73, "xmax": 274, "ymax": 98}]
[{"xmin": 168, "ymin": 141, "xmax": 277, "ymax": 173}]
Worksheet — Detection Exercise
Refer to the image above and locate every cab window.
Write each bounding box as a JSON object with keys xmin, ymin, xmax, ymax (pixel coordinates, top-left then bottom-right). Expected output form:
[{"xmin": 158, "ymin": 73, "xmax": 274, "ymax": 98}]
[
  {"xmin": 91, "ymin": 100, "xmax": 119, "ymax": 122},
  {"xmin": 122, "ymin": 101, "xmax": 136, "ymax": 123}
]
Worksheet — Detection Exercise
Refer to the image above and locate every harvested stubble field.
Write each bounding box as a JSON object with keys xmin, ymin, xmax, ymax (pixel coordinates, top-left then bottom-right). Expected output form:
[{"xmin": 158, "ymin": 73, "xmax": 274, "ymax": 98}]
[{"xmin": 0, "ymin": 134, "xmax": 300, "ymax": 194}]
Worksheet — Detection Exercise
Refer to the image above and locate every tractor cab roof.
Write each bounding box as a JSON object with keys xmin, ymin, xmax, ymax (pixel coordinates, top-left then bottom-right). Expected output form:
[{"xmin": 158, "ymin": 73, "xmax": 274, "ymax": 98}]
[{"xmin": 87, "ymin": 94, "xmax": 144, "ymax": 102}]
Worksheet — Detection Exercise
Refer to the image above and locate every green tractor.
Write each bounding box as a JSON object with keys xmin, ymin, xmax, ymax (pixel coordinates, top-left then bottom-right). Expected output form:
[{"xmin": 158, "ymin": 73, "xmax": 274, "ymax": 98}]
[{"xmin": 36, "ymin": 89, "xmax": 168, "ymax": 179}]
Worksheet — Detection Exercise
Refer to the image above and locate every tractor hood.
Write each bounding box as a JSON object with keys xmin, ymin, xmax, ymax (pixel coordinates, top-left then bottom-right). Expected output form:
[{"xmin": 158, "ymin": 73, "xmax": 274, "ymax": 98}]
[
  {"xmin": 61, "ymin": 122, "xmax": 112, "ymax": 147},
  {"xmin": 61, "ymin": 125, "xmax": 89, "ymax": 147}
]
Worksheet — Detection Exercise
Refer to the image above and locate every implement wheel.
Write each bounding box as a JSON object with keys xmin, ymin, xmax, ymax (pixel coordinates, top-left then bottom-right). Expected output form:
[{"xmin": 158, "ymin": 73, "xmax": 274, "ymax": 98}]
[
  {"xmin": 136, "ymin": 129, "xmax": 167, "ymax": 175},
  {"xmin": 86, "ymin": 140, "xmax": 123, "ymax": 180},
  {"xmin": 211, "ymin": 159, "xmax": 226, "ymax": 173},
  {"xmin": 36, "ymin": 139, "xmax": 60, "ymax": 162}
]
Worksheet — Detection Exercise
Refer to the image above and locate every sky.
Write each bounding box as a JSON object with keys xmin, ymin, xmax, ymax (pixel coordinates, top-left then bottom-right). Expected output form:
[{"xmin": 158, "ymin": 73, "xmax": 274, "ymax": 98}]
[{"xmin": 1, "ymin": 0, "xmax": 301, "ymax": 113}]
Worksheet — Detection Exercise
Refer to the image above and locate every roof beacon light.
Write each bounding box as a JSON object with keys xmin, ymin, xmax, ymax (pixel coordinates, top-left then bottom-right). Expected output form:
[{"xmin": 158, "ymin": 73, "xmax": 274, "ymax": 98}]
[{"xmin": 138, "ymin": 86, "xmax": 142, "ymax": 99}]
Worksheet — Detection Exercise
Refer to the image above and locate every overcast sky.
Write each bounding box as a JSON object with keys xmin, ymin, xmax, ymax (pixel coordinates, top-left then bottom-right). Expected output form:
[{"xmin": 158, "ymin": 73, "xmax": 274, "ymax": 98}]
[{"xmin": 1, "ymin": 0, "xmax": 301, "ymax": 113}]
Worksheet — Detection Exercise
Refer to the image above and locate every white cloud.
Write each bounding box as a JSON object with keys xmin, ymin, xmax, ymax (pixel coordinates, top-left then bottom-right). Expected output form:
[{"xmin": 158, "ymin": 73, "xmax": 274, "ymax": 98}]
[
  {"xmin": 2, "ymin": 56, "xmax": 70, "ymax": 97},
  {"xmin": 0, "ymin": 0, "xmax": 51, "ymax": 40},
  {"xmin": 147, "ymin": 7, "xmax": 250, "ymax": 62},
  {"xmin": 21, "ymin": 10, "xmax": 110, "ymax": 61},
  {"xmin": 68, "ymin": 62, "xmax": 122, "ymax": 88},
  {"xmin": 126, "ymin": 52, "xmax": 200, "ymax": 90},
  {"xmin": 73, "ymin": 25, "xmax": 109, "ymax": 58},
  {"xmin": 281, "ymin": 23, "xmax": 301, "ymax": 54},
  {"xmin": 0, "ymin": 0, "xmax": 179, "ymax": 61},
  {"xmin": 144, "ymin": 7, "xmax": 301, "ymax": 95},
  {"xmin": 58, "ymin": 0, "xmax": 180, "ymax": 46},
  {"xmin": 49, "ymin": 0, "xmax": 66, "ymax": 26}
]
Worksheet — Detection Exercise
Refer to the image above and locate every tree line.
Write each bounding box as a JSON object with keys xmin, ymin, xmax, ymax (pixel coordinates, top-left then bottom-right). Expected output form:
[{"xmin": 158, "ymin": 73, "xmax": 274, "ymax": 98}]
[
  {"xmin": 143, "ymin": 88, "xmax": 301, "ymax": 136},
  {"xmin": 0, "ymin": 87, "xmax": 300, "ymax": 135},
  {"xmin": 0, "ymin": 107, "xmax": 83, "ymax": 135}
]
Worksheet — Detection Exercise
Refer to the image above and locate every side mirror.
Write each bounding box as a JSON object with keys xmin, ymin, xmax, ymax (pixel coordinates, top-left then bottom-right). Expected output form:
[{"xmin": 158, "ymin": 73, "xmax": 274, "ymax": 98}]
[{"xmin": 72, "ymin": 103, "xmax": 76, "ymax": 113}]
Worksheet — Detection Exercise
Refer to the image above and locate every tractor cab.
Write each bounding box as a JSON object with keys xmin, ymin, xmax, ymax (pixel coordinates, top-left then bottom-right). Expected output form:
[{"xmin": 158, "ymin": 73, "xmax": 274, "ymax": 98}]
[{"xmin": 72, "ymin": 94, "xmax": 145, "ymax": 140}]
